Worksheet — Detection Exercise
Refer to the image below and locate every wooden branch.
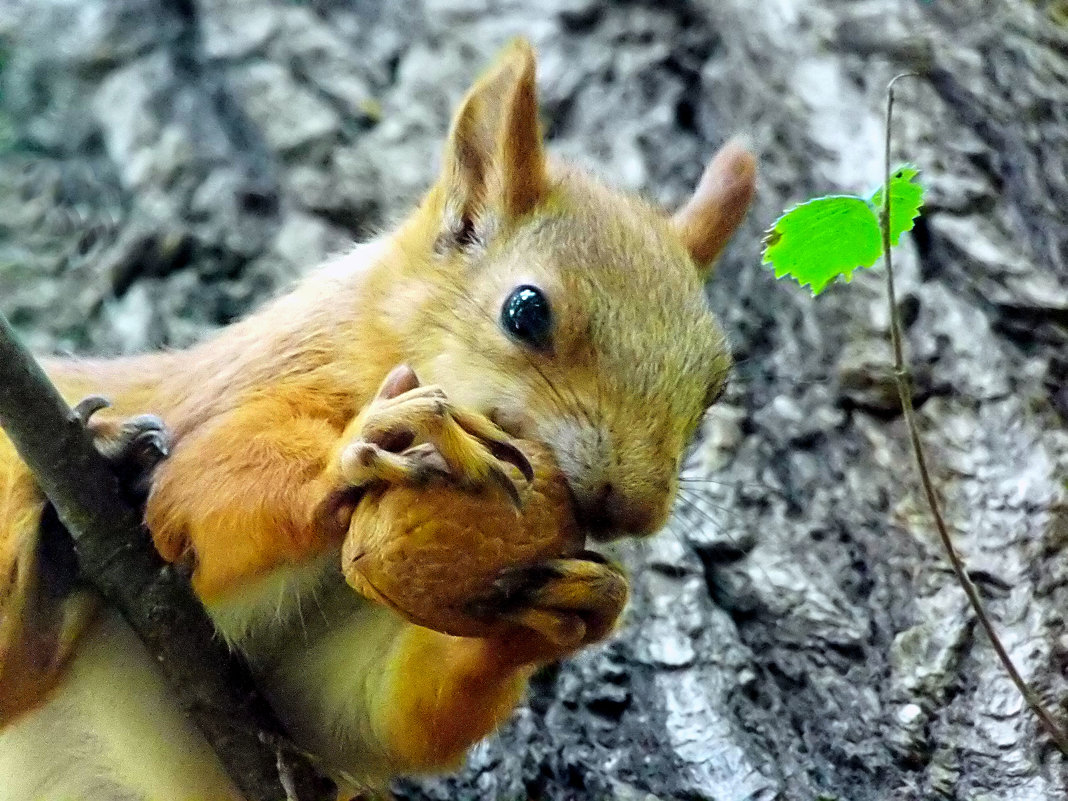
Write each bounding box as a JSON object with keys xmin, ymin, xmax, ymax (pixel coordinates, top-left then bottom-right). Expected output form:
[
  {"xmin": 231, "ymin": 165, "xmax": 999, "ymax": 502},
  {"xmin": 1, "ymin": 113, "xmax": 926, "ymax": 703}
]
[{"xmin": 0, "ymin": 312, "xmax": 337, "ymax": 801}]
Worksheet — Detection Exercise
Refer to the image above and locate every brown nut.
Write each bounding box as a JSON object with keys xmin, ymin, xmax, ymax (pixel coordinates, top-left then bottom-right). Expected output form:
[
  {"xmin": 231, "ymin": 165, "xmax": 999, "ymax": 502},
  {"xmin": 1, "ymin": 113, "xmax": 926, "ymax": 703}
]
[{"xmin": 341, "ymin": 440, "xmax": 583, "ymax": 637}]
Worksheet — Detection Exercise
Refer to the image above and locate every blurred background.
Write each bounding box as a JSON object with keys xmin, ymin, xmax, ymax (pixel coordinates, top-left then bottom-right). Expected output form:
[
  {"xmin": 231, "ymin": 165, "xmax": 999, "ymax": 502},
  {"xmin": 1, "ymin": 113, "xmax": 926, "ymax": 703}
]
[{"xmin": 1, "ymin": 1, "xmax": 1066, "ymax": 799}]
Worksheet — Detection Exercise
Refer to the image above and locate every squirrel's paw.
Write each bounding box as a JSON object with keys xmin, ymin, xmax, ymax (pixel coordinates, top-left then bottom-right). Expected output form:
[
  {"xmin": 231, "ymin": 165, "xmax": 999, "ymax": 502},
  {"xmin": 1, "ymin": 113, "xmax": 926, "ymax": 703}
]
[
  {"xmin": 339, "ymin": 366, "xmax": 532, "ymax": 505},
  {"xmin": 74, "ymin": 395, "xmax": 171, "ymax": 504},
  {"xmin": 469, "ymin": 553, "xmax": 629, "ymax": 665}
]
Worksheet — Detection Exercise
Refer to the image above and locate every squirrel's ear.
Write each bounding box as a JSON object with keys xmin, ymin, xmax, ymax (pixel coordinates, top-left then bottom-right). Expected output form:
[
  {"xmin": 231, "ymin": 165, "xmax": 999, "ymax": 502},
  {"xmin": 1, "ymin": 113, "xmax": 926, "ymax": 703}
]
[
  {"xmin": 672, "ymin": 139, "xmax": 756, "ymax": 279},
  {"xmin": 438, "ymin": 38, "xmax": 547, "ymax": 249}
]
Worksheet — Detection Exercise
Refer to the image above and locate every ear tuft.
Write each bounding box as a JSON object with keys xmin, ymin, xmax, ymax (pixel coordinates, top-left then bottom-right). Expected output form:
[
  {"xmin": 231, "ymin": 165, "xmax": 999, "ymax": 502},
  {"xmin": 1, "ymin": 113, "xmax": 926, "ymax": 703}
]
[
  {"xmin": 439, "ymin": 39, "xmax": 548, "ymax": 251},
  {"xmin": 500, "ymin": 40, "xmax": 545, "ymax": 219},
  {"xmin": 672, "ymin": 139, "xmax": 757, "ymax": 278}
]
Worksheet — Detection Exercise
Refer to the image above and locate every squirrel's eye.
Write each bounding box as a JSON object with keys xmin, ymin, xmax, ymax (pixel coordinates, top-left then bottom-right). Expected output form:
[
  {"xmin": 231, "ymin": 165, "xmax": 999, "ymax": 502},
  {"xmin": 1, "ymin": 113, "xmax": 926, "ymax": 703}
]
[{"xmin": 500, "ymin": 285, "xmax": 552, "ymax": 349}]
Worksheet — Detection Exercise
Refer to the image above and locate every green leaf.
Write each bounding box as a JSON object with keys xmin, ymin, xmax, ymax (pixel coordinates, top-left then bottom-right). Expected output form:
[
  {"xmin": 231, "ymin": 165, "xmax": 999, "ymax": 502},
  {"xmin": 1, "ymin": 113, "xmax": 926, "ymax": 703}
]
[
  {"xmin": 761, "ymin": 165, "xmax": 925, "ymax": 295},
  {"xmin": 761, "ymin": 195, "xmax": 882, "ymax": 295},
  {"xmin": 870, "ymin": 164, "xmax": 924, "ymax": 247}
]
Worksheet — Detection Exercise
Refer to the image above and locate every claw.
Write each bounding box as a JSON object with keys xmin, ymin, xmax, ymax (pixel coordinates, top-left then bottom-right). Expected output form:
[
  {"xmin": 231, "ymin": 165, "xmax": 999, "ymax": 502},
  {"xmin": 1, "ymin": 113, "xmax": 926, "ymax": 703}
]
[
  {"xmin": 75, "ymin": 410, "xmax": 173, "ymax": 506},
  {"xmin": 73, "ymin": 395, "xmax": 111, "ymax": 423},
  {"xmin": 124, "ymin": 415, "xmax": 171, "ymax": 463},
  {"xmin": 502, "ymin": 608, "xmax": 585, "ymax": 648},
  {"xmin": 346, "ymin": 369, "xmax": 532, "ymax": 503},
  {"xmin": 96, "ymin": 413, "xmax": 171, "ymax": 473},
  {"xmin": 486, "ymin": 439, "xmax": 534, "ymax": 483},
  {"xmin": 466, "ymin": 558, "xmax": 628, "ymax": 663},
  {"xmin": 576, "ymin": 548, "xmax": 609, "ymax": 565},
  {"xmin": 450, "ymin": 408, "xmax": 533, "ymax": 482},
  {"xmin": 486, "ymin": 463, "xmax": 523, "ymax": 509},
  {"xmin": 486, "ymin": 562, "xmax": 562, "ymax": 608},
  {"xmin": 377, "ymin": 364, "xmax": 421, "ymax": 401}
]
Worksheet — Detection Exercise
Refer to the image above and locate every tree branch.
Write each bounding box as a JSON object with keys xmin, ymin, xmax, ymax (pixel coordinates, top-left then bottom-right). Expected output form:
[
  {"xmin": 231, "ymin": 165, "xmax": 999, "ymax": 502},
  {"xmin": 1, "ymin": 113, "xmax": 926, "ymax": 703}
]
[{"xmin": 0, "ymin": 312, "xmax": 337, "ymax": 801}]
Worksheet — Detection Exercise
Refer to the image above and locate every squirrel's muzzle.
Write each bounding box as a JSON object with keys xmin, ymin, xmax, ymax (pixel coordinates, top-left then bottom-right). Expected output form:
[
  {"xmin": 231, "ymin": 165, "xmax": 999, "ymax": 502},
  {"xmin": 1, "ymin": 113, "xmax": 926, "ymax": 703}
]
[{"xmin": 571, "ymin": 479, "xmax": 669, "ymax": 541}]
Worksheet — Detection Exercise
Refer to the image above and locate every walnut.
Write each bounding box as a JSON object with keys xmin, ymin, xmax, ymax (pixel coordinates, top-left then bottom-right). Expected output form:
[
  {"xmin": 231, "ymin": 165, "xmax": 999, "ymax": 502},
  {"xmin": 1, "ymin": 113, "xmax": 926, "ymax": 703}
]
[{"xmin": 342, "ymin": 440, "xmax": 583, "ymax": 637}]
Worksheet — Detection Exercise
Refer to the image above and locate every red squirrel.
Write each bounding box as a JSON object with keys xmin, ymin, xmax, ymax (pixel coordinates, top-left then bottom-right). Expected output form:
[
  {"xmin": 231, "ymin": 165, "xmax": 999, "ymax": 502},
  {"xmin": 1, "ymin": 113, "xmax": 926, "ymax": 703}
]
[{"xmin": 0, "ymin": 39, "xmax": 755, "ymax": 800}]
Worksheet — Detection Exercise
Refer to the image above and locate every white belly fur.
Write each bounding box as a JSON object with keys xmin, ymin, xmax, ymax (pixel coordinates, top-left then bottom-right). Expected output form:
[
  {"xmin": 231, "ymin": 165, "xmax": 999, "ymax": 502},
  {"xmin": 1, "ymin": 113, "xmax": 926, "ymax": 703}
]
[
  {"xmin": 0, "ymin": 558, "xmax": 413, "ymax": 800},
  {"xmin": 0, "ymin": 608, "xmax": 240, "ymax": 801}
]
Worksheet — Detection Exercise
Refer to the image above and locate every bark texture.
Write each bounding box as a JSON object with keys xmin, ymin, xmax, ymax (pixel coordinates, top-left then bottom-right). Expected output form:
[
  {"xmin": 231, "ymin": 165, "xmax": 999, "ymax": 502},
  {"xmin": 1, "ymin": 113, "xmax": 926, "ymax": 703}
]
[{"xmin": 1, "ymin": 1, "xmax": 1065, "ymax": 799}]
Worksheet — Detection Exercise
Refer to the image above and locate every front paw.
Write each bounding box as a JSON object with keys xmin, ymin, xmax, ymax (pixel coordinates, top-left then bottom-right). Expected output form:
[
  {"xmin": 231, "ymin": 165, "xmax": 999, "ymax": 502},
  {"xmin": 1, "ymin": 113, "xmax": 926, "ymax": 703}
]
[
  {"xmin": 468, "ymin": 553, "xmax": 629, "ymax": 666},
  {"xmin": 74, "ymin": 395, "xmax": 170, "ymax": 504},
  {"xmin": 338, "ymin": 365, "xmax": 532, "ymax": 504}
]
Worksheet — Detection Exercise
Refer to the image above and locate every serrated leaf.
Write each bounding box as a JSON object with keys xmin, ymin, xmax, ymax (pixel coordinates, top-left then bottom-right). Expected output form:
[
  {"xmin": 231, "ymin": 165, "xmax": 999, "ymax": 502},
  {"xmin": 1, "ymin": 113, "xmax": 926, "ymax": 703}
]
[
  {"xmin": 869, "ymin": 164, "xmax": 924, "ymax": 246},
  {"xmin": 761, "ymin": 195, "xmax": 882, "ymax": 295}
]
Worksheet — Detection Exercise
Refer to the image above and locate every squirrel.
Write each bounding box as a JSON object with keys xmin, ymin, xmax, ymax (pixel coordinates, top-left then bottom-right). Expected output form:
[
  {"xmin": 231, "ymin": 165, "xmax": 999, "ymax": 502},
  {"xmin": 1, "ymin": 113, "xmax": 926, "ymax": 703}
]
[{"xmin": 0, "ymin": 39, "xmax": 755, "ymax": 800}]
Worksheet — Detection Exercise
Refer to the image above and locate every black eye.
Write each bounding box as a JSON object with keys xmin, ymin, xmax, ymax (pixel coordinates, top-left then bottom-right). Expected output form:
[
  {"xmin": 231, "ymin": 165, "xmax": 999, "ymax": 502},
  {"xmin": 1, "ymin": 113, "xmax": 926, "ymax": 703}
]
[{"xmin": 500, "ymin": 285, "xmax": 552, "ymax": 349}]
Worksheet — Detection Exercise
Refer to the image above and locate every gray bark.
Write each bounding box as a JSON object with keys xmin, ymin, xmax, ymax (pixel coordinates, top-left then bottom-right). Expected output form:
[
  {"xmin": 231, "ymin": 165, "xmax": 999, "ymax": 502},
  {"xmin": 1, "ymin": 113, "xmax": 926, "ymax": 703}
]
[{"xmin": 1, "ymin": 1, "xmax": 1065, "ymax": 799}]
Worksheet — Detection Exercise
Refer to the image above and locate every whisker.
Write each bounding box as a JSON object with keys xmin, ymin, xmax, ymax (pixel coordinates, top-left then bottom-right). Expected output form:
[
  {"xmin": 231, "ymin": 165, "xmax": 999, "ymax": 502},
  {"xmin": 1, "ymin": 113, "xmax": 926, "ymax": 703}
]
[
  {"xmin": 678, "ymin": 477, "xmax": 772, "ymax": 496},
  {"xmin": 729, "ymin": 361, "xmax": 831, "ymax": 389},
  {"xmin": 666, "ymin": 497, "xmax": 780, "ymax": 597},
  {"xmin": 677, "ymin": 486, "xmax": 776, "ymax": 524},
  {"xmin": 311, "ymin": 584, "xmax": 329, "ymax": 627},
  {"xmin": 674, "ymin": 493, "xmax": 732, "ymax": 526},
  {"xmin": 293, "ymin": 582, "xmax": 308, "ymax": 645},
  {"xmin": 678, "ymin": 475, "xmax": 744, "ymax": 487},
  {"xmin": 655, "ymin": 518, "xmax": 696, "ymax": 557},
  {"xmin": 678, "ymin": 474, "xmax": 783, "ymax": 501}
]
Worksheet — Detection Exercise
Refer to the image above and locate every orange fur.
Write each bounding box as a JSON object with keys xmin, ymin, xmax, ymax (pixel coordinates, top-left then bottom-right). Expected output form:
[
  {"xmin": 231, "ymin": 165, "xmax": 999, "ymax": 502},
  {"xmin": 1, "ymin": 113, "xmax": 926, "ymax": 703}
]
[
  {"xmin": 376, "ymin": 628, "xmax": 535, "ymax": 770},
  {"xmin": 0, "ymin": 38, "xmax": 754, "ymax": 794},
  {"xmin": 0, "ymin": 453, "xmax": 58, "ymax": 724}
]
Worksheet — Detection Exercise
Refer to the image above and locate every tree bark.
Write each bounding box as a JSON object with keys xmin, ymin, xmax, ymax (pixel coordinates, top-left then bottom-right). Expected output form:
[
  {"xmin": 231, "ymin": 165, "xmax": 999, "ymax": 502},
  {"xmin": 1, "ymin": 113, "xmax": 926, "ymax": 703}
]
[{"xmin": 0, "ymin": 0, "xmax": 1065, "ymax": 798}]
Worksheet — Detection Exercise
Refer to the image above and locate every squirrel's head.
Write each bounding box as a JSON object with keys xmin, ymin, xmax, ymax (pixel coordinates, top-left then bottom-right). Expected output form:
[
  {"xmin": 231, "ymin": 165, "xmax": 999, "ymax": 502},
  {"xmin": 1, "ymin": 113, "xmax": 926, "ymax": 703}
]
[{"xmin": 397, "ymin": 40, "xmax": 755, "ymax": 540}]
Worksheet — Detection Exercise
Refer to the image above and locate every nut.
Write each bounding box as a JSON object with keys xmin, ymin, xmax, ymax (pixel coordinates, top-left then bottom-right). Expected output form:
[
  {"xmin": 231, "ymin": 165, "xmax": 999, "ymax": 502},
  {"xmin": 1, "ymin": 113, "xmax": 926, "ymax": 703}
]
[{"xmin": 342, "ymin": 440, "xmax": 583, "ymax": 637}]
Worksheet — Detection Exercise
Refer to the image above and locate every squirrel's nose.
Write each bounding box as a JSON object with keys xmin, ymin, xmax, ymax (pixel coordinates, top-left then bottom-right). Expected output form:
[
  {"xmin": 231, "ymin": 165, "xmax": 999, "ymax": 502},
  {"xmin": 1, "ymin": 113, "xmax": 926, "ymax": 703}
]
[{"xmin": 573, "ymin": 481, "xmax": 662, "ymax": 540}]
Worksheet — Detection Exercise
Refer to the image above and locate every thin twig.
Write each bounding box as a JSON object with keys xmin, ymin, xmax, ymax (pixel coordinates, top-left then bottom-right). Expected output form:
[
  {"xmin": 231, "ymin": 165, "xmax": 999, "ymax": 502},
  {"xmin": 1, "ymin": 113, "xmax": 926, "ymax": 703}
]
[
  {"xmin": 880, "ymin": 73, "xmax": 1068, "ymax": 755},
  {"xmin": 0, "ymin": 313, "xmax": 337, "ymax": 800}
]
